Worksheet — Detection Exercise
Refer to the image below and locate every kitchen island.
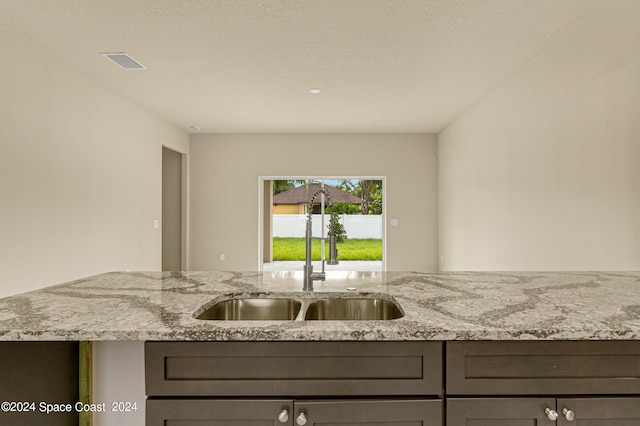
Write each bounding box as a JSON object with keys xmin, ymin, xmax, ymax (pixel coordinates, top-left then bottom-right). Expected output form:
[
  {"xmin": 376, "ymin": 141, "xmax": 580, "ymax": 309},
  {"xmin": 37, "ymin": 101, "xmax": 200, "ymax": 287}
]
[
  {"xmin": 1, "ymin": 271, "xmax": 639, "ymax": 425},
  {"xmin": 0, "ymin": 270, "xmax": 639, "ymax": 341}
]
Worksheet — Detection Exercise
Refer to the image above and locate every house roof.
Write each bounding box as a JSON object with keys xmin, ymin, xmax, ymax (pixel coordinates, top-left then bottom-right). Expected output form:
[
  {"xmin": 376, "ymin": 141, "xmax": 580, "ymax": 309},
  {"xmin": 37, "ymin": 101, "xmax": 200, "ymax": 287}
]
[{"xmin": 273, "ymin": 184, "xmax": 362, "ymax": 205}]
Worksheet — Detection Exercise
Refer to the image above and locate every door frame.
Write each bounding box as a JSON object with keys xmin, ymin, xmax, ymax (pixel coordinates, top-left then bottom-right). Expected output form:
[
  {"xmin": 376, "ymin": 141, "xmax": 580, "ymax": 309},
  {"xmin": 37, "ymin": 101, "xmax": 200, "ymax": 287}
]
[{"xmin": 257, "ymin": 176, "xmax": 386, "ymax": 271}]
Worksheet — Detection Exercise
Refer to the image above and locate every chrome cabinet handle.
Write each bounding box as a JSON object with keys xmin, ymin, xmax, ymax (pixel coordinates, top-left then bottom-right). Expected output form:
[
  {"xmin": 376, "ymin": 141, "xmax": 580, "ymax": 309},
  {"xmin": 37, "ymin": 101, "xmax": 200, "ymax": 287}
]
[
  {"xmin": 296, "ymin": 412, "xmax": 307, "ymax": 425},
  {"xmin": 278, "ymin": 409, "xmax": 289, "ymax": 423},
  {"xmin": 545, "ymin": 408, "xmax": 559, "ymax": 421},
  {"xmin": 562, "ymin": 408, "xmax": 576, "ymax": 421}
]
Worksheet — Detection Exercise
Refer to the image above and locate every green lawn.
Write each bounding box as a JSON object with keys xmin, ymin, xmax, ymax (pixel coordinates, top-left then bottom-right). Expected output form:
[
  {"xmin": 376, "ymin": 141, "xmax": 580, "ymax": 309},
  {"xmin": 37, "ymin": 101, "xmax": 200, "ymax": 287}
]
[{"xmin": 273, "ymin": 237, "xmax": 382, "ymax": 261}]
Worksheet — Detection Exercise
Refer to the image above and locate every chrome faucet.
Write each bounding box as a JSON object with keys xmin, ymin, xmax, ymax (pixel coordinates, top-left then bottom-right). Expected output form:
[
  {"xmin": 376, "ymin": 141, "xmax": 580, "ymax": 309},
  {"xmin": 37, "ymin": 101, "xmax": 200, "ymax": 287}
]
[{"xmin": 303, "ymin": 187, "xmax": 339, "ymax": 291}]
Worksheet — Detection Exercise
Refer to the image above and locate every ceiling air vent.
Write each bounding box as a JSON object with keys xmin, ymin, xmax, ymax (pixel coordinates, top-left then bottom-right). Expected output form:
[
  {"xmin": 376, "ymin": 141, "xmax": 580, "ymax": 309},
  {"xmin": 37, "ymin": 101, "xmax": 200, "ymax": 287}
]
[{"xmin": 101, "ymin": 53, "xmax": 146, "ymax": 70}]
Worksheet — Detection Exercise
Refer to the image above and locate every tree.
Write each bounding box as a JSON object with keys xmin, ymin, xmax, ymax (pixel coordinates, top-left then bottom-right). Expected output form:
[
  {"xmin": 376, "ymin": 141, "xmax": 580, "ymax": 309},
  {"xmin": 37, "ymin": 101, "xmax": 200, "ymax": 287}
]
[
  {"xmin": 272, "ymin": 180, "xmax": 314, "ymax": 195},
  {"xmin": 338, "ymin": 180, "xmax": 382, "ymax": 215},
  {"xmin": 328, "ymin": 202, "xmax": 361, "ymax": 215},
  {"xmin": 368, "ymin": 187, "xmax": 383, "ymax": 215}
]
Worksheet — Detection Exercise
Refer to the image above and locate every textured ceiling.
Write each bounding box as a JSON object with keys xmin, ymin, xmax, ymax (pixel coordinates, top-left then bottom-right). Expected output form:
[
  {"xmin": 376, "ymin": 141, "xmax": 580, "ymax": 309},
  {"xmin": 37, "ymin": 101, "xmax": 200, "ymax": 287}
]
[{"xmin": 0, "ymin": 0, "xmax": 602, "ymax": 133}]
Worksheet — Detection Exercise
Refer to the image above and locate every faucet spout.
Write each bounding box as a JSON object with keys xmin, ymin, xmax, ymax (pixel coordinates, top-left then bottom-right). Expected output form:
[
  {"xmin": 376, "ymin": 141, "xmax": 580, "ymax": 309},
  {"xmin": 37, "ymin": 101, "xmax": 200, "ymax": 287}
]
[{"xmin": 303, "ymin": 186, "xmax": 339, "ymax": 291}]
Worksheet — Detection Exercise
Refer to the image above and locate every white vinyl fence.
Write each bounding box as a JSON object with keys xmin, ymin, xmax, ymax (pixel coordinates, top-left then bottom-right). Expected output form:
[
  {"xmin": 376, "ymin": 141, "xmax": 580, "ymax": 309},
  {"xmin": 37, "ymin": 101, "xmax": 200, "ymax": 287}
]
[{"xmin": 273, "ymin": 214, "xmax": 382, "ymax": 239}]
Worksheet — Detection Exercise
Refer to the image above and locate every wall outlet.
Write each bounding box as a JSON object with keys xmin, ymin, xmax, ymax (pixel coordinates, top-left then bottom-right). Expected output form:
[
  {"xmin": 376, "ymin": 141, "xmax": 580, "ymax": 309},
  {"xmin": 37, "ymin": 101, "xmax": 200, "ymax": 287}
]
[
  {"xmin": 219, "ymin": 253, "xmax": 225, "ymax": 261},
  {"xmin": 390, "ymin": 218, "xmax": 399, "ymax": 226},
  {"xmin": 153, "ymin": 219, "xmax": 159, "ymax": 229}
]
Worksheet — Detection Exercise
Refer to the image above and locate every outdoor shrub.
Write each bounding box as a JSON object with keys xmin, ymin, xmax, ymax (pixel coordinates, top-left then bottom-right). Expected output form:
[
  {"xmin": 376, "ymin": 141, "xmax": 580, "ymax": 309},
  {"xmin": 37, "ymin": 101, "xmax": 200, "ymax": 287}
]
[{"xmin": 327, "ymin": 212, "xmax": 347, "ymax": 242}]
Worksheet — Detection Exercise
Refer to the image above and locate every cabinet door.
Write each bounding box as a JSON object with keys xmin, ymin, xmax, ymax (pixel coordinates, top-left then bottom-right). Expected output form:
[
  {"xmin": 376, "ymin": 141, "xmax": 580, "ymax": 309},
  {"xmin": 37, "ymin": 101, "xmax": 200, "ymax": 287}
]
[
  {"xmin": 294, "ymin": 399, "xmax": 442, "ymax": 426},
  {"xmin": 146, "ymin": 399, "xmax": 293, "ymax": 426},
  {"xmin": 558, "ymin": 398, "xmax": 640, "ymax": 425},
  {"xmin": 447, "ymin": 398, "xmax": 557, "ymax": 426}
]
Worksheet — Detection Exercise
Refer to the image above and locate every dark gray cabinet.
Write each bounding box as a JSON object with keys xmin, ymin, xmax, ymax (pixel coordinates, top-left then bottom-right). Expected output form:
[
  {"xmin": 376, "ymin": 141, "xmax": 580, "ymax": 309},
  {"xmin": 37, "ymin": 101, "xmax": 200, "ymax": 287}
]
[
  {"xmin": 146, "ymin": 341, "xmax": 640, "ymax": 425},
  {"xmin": 146, "ymin": 399, "xmax": 292, "ymax": 425},
  {"xmin": 296, "ymin": 399, "xmax": 440, "ymax": 425},
  {"xmin": 446, "ymin": 341, "xmax": 640, "ymax": 395},
  {"xmin": 146, "ymin": 341, "xmax": 443, "ymax": 426},
  {"xmin": 0, "ymin": 342, "xmax": 79, "ymax": 426},
  {"xmin": 146, "ymin": 341, "xmax": 443, "ymax": 396},
  {"xmin": 447, "ymin": 397, "xmax": 640, "ymax": 426},
  {"xmin": 447, "ymin": 398, "xmax": 557, "ymax": 425},
  {"xmin": 557, "ymin": 398, "xmax": 640, "ymax": 425},
  {"xmin": 147, "ymin": 398, "xmax": 442, "ymax": 425},
  {"xmin": 446, "ymin": 342, "xmax": 640, "ymax": 426}
]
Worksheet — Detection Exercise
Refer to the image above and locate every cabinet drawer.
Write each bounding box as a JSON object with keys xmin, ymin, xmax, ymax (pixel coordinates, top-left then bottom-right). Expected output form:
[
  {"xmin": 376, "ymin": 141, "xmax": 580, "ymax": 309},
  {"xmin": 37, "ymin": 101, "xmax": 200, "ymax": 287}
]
[
  {"xmin": 146, "ymin": 341, "xmax": 442, "ymax": 396},
  {"xmin": 447, "ymin": 341, "xmax": 640, "ymax": 395}
]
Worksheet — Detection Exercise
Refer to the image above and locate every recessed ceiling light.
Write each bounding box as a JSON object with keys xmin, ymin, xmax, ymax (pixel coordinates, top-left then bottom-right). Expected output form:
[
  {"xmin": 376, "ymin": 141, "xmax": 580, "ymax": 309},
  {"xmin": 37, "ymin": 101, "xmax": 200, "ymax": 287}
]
[
  {"xmin": 190, "ymin": 126, "xmax": 201, "ymax": 132},
  {"xmin": 309, "ymin": 88, "xmax": 321, "ymax": 94}
]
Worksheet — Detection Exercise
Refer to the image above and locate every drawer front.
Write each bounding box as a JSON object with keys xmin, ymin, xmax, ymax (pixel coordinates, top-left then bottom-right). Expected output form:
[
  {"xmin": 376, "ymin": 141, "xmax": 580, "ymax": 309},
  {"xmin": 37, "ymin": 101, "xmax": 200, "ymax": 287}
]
[
  {"xmin": 447, "ymin": 341, "xmax": 640, "ymax": 395},
  {"xmin": 146, "ymin": 341, "xmax": 443, "ymax": 396}
]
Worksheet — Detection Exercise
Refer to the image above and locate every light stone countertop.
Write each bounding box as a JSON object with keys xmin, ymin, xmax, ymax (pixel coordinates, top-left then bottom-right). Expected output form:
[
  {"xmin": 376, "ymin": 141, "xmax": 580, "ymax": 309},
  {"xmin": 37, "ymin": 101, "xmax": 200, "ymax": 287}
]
[{"xmin": 0, "ymin": 270, "xmax": 639, "ymax": 341}]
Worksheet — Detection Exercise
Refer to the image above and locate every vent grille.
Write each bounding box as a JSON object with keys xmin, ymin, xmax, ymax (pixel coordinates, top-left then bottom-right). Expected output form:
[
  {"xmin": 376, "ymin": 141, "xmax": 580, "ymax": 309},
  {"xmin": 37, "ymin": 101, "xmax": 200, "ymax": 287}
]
[{"xmin": 101, "ymin": 53, "xmax": 146, "ymax": 70}]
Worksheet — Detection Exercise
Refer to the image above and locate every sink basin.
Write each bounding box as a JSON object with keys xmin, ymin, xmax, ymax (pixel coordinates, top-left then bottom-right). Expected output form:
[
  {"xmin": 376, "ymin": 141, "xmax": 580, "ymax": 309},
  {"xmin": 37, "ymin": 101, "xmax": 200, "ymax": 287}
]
[
  {"xmin": 304, "ymin": 298, "xmax": 404, "ymax": 320},
  {"xmin": 195, "ymin": 298, "xmax": 302, "ymax": 320},
  {"xmin": 194, "ymin": 293, "xmax": 404, "ymax": 321}
]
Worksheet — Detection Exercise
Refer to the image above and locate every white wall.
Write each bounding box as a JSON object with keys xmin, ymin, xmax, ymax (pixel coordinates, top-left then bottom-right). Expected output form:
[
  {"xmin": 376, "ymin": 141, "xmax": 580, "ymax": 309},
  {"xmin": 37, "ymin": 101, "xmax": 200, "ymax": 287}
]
[
  {"xmin": 0, "ymin": 28, "xmax": 189, "ymax": 298},
  {"xmin": 0, "ymin": 28, "xmax": 188, "ymax": 426},
  {"xmin": 438, "ymin": 0, "xmax": 640, "ymax": 270},
  {"xmin": 190, "ymin": 133, "xmax": 438, "ymax": 271}
]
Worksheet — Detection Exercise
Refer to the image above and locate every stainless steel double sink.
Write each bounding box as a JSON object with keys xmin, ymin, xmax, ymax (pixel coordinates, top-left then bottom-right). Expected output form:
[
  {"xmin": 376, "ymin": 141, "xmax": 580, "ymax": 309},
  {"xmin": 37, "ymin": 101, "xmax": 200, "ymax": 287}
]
[{"xmin": 194, "ymin": 293, "xmax": 404, "ymax": 321}]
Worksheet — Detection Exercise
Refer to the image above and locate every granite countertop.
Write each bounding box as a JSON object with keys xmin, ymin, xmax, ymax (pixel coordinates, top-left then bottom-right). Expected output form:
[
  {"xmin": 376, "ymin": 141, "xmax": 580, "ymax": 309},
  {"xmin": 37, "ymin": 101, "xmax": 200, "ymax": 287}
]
[{"xmin": 0, "ymin": 271, "xmax": 639, "ymax": 341}]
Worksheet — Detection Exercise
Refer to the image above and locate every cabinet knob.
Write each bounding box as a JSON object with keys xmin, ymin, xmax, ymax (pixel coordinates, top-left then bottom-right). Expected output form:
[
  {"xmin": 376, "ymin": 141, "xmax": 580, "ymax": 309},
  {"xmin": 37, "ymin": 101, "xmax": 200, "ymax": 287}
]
[
  {"xmin": 278, "ymin": 409, "xmax": 289, "ymax": 423},
  {"xmin": 545, "ymin": 408, "xmax": 559, "ymax": 421},
  {"xmin": 296, "ymin": 412, "xmax": 307, "ymax": 425},
  {"xmin": 562, "ymin": 408, "xmax": 576, "ymax": 421}
]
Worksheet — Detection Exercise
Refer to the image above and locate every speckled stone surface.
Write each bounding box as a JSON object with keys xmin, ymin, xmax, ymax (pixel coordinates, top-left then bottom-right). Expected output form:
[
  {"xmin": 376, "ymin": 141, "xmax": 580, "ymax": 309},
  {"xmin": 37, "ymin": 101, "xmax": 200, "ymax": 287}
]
[{"xmin": 0, "ymin": 271, "xmax": 639, "ymax": 341}]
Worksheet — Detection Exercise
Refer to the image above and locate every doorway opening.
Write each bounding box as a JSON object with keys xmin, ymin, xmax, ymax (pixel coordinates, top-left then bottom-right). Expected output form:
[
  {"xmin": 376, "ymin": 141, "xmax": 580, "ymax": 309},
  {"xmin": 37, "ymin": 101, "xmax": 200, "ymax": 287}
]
[
  {"xmin": 162, "ymin": 146, "xmax": 187, "ymax": 271},
  {"xmin": 259, "ymin": 177, "xmax": 385, "ymax": 272}
]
